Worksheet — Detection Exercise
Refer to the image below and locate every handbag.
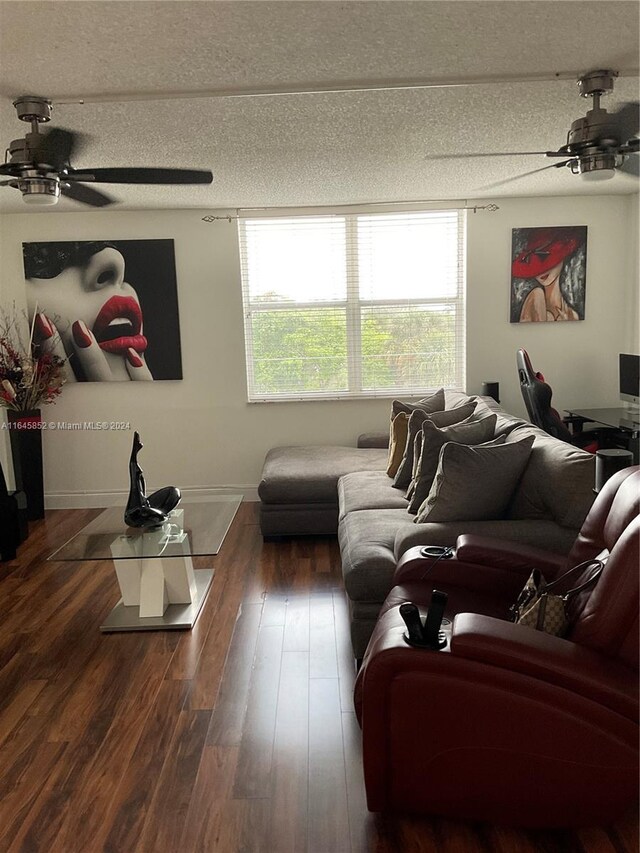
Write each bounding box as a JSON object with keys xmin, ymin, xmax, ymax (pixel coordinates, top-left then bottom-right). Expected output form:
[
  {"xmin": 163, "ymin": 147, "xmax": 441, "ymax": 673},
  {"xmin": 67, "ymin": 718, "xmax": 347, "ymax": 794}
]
[{"xmin": 510, "ymin": 558, "xmax": 605, "ymax": 637}]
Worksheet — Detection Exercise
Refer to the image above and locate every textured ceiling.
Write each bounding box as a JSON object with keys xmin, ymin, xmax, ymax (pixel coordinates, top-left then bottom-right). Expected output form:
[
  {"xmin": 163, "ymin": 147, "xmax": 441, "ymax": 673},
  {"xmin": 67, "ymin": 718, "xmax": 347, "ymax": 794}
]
[{"xmin": 0, "ymin": 1, "xmax": 638, "ymax": 212}]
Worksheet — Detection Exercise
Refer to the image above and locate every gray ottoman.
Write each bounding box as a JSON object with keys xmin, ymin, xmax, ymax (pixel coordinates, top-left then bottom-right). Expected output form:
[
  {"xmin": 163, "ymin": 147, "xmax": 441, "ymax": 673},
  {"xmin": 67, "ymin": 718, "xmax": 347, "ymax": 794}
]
[{"xmin": 258, "ymin": 445, "xmax": 388, "ymax": 536}]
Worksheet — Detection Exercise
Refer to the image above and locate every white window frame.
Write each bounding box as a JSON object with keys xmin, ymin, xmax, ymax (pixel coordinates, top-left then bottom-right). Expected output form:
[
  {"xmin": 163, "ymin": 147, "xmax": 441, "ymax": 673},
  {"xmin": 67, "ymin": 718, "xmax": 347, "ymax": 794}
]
[{"xmin": 239, "ymin": 208, "xmax": 466, "ymax": 402}]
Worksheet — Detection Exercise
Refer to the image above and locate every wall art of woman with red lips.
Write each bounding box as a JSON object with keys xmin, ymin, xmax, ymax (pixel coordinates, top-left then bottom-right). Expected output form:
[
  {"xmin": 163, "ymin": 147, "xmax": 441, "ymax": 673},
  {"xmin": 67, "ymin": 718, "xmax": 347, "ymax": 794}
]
[
  {"xmin": 510, "ymin": 226, "xmax": 587, "ymax": 324},
  {"xmin": 23, "ymin": 240, "xmax": 183, "ymax": 381}
]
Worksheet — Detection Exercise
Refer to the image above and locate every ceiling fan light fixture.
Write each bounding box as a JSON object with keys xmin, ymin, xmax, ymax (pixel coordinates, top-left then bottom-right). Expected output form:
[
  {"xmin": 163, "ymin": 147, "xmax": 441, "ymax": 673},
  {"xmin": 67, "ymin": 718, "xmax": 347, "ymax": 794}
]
[
  {"xmin": 571, "ymin": 151, "xmax": 617, "ymax": 181},
  {"xmin": 19, "ymin": 177, "xmax": 60, "ymax": 205},
  {"xmin": 580, "ymin": 168, "xmax": 616, "ymax": 182}
]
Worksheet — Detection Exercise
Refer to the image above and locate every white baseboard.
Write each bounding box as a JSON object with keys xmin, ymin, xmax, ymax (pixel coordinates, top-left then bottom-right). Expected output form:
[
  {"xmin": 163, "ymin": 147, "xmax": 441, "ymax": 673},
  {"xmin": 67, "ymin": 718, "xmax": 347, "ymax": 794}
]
[{"xmin": 45, "ymin": 485, "xmax": 260, "ymax": 510}]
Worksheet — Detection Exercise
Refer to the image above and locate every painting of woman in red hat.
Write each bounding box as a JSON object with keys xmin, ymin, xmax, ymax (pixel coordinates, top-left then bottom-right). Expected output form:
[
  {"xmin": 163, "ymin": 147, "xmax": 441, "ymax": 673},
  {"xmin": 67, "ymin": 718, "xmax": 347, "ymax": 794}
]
[{"xmin": 510, "ymin": 226, "xmax": 587, "ymax": 323}]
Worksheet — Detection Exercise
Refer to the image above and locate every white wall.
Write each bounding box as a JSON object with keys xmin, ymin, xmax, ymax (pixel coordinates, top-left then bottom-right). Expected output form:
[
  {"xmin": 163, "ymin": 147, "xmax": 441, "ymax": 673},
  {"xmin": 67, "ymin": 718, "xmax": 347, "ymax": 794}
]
[
  {"xmin": 466, "ymin": 194, "xmax": 639, "ymax": 417},
  {"xmin": 0, "ymin": 193, "xmax": 637, "ymax": 507}
]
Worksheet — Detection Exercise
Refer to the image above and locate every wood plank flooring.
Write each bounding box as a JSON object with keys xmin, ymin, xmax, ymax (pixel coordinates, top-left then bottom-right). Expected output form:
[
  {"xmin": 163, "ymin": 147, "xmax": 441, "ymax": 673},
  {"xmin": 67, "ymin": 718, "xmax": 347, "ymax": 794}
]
[{"xmin": 0, "ymin": 503, "xmax": 637, "ymax": 853}]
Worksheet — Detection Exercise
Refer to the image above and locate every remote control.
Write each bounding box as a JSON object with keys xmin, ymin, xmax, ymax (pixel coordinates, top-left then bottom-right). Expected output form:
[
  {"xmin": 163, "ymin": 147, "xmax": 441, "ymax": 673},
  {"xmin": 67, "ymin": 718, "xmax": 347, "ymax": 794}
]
[
  {"xmin": 423, "ymin": 590, "xmax": 448, "ymax": 648},
  {"xmin": 399, "ymin": 602, "xmax": 426, "ymax": 645}
]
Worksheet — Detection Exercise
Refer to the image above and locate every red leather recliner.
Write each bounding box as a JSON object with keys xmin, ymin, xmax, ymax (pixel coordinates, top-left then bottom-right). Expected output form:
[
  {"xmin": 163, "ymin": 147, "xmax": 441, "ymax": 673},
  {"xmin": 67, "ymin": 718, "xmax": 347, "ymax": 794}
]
[{"xmin": 354, "ymin": 467, "xmax": 639, "ymax": 828}]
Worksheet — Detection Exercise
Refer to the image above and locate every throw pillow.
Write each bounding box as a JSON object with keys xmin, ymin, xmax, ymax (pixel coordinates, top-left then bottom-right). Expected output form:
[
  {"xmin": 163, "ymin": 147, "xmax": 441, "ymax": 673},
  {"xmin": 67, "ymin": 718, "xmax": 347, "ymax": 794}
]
[
  {"xmin": 391, "ymin": 388, "xmax": 445, "ymax": 419},
  {"xmin": 392, "ymin": 409, "xmax": 432, "ymax": 489},
  {"xmin": 386, "ymin": 412, "xmax": 409, "ymax": 477},
  {"xmin": 406, "ymin": 429, "xmax": 425, "ymax": 500},
  {"xmin": 393, "ymin": 401, "xmax": 479, "ymax": 491},
  {"xmin": 427, "ymin": 401, "xmax": 477, "ymax": 428},
  {"xmin": 407, "ymin": 413, "xmax": 497, "ymax": 512},
  {"xmin": 414, "ymin": 434, "xmax": 535, "ymax": 524}
]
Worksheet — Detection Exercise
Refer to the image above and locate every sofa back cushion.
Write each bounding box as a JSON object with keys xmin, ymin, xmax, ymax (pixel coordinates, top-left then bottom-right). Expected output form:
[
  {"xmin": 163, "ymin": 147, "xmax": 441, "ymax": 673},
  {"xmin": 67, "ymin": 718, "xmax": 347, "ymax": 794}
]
[
  {"xmin": 445, "ymin": 391, "xmax": 530, "ymax": 438},
  {"xmin": 506, "ymin": 426, "xmax": 596, "ymax": 529}
]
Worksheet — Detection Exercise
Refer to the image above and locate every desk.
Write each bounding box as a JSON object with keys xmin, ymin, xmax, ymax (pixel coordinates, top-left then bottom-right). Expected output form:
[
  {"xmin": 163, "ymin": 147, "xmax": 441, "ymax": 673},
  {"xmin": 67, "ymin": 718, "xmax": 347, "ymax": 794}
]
[{"xmin": 565, "ymin": 407, "xmax": 639, "ymax": 463}]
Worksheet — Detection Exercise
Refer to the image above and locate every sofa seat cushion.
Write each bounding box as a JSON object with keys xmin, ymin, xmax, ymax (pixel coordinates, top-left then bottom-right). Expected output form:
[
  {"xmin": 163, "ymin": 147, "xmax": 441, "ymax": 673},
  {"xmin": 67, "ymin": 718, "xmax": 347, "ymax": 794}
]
[
  {"xmin": 339, "ymin": 508, "xmax": 415, "ymax": 602},
  {"xmin": 259, "ymin": 445, "xmax": 388, "ymax": 505},
  {"xmin": 338, "ymin": 471, "xmax": 409, "ymax": 519}
]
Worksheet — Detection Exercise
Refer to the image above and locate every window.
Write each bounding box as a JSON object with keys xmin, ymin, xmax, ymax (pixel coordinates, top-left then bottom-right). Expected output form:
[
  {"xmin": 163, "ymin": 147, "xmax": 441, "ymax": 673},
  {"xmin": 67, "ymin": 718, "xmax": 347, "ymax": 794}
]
[{"xmin": 239, "ymin": 209, "xmax": 465, "ymax": 401}]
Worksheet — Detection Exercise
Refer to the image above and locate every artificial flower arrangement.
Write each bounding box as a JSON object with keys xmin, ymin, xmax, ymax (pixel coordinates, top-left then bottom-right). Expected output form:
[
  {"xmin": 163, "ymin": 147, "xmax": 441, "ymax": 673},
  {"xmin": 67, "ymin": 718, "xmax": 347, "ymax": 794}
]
[{"xmin": 0, "ymin": 305, "xmax": 67, "ymax": 413}]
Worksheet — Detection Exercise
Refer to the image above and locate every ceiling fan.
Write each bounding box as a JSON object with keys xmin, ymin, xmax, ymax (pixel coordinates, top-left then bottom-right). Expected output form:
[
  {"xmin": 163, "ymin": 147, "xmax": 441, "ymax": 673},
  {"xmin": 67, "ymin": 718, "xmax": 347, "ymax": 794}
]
[
  {"xmin": 429, "ymin": 70, "xmax": 639, "ymax": 187},
  {"xmin": 0, "ymin": 95, "xmax": 213, "ymax": 206}
]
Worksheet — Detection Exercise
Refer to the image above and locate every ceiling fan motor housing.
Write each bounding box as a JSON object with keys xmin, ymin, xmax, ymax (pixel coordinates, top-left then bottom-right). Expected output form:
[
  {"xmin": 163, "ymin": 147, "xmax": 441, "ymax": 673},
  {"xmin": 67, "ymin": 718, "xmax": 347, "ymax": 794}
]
[
  {"xmin": 8, "ymin": 133, "xmax": 50, "ymax": 167},
  {"xmin": 568, "ymin": 108, "xmax": 620, "ymax": 150}
]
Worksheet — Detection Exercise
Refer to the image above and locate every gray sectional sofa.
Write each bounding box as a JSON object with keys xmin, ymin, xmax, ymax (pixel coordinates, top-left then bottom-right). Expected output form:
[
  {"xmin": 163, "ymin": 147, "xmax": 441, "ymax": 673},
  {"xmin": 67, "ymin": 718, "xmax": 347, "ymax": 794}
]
[
  {"xmin": 259, "ymin": 391, "xmax": 596, "ymax": 657},
  {"xmin": 259, "ymin": 444, "xmax": 388, "ymax": 537}
]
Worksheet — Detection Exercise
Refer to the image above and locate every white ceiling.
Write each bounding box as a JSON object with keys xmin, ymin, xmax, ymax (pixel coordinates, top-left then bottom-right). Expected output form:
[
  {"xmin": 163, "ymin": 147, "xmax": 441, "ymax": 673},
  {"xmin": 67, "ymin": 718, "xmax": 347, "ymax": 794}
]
[{"xmin": 0, "ymin": 1, "xmax": 638, "ymax": 213}]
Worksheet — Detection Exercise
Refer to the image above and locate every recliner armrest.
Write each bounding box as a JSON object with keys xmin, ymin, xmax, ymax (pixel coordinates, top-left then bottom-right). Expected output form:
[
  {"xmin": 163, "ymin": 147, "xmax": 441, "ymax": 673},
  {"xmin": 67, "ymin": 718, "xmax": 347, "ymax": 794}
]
[
  {"xmin": 455, "ymin": 534, "xmax": 567, "ymax": 577},
  {"xmin": 451, "ymin": 613, "xmax": 637, "ymax": 720},
  {"xmin": 394, "ymin": 545, "xmax": 538, "ymax": 597}
]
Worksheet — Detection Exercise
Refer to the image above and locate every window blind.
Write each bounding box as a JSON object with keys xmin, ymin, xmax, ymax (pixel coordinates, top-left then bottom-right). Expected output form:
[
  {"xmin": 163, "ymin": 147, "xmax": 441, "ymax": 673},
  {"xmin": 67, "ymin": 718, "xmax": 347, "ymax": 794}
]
[{"xmin": 239, "ymin": 209, "xmax": 465, "ymax": 401}]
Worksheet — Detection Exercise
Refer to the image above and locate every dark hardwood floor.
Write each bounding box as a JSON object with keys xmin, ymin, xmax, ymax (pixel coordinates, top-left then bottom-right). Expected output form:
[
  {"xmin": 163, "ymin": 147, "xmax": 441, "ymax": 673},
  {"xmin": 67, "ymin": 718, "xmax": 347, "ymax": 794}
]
[{"xmin": 0, "ymin": 503, "xmax": 637, "ymax": 853}]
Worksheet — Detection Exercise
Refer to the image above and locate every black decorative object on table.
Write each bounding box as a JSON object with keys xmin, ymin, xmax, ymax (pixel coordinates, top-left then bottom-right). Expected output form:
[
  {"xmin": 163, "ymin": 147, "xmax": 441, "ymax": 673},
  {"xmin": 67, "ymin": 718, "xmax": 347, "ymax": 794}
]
[
  {"xmin": 7, "ymin": 409, "xmax": 44, "ymax": 520},
  {"xmin": 125, "ymin": 431, "xmax": 181, "ymax": 528}
]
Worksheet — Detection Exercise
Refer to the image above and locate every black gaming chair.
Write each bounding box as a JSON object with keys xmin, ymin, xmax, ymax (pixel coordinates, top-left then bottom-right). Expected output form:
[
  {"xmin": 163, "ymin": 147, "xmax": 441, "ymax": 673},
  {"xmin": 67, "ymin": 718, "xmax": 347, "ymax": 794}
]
[{"xmin": 516, "ymin": 348, "xmax": 601, "ymax": 452}]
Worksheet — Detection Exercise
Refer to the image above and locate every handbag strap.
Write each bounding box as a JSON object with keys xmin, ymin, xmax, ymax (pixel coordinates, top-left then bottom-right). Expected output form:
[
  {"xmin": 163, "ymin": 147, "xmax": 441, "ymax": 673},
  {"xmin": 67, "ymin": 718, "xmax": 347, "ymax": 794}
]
[
  {"xmin": 562, "ymin": 563, "xmax": 605, "ymax": 599},
  {"xmin": 544, "ymin": 557, "xmax": 606, "ymax": 597}
]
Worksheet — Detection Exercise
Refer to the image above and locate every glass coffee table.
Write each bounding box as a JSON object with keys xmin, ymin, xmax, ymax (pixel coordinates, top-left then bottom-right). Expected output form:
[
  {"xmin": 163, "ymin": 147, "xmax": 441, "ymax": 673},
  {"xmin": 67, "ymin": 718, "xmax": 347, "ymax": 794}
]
[{"xmin": 50, "ymin": 496, "xmax": 242, "ymax": 632}]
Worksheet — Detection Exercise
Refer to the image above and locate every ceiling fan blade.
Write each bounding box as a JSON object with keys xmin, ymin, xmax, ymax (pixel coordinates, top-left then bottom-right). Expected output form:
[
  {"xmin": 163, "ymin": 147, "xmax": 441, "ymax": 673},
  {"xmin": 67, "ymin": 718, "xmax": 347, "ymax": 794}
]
[
  {"xmin": 426, "ymin": 151, "xmax": 548, "ymax": 160},
  {"xmin": 610, "ymin": 101, "xmax": 639, "ymax": 145},
  {"xmin": 618, "ymin": 138, "xmax": 640, "ymax": 154},
  {"xmin": 34, "ymin": 127, "xmax": 78, "ymax": 170},
  {"xmin": 618, "ymin": 154, "xmax": 640, "ymax": 177},
  {"xmin": 61, "ymin": 181, "xmax": 116, "ymax": 207},
  {"xmin": 68, "ymin": 167, "xmax": 213, "ymax": 185},
  {"xmin": 477, "ymin": 161, "xmax": 570, "ymax": 190},
  {"xmin": 0, "ymin": 162, "xmax": 21, "ymax": 176}
]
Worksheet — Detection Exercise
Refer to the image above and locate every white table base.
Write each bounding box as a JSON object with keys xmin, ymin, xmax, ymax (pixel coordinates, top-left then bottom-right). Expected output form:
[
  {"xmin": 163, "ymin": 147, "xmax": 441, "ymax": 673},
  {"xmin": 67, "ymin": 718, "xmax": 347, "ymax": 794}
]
[
  {"xmin": 100, "ymin": 567, "xmax": 213, "ymax": 633},
  {"xmin": 101, "ymin": 512, "xmax": 213, "ymax": 632}
]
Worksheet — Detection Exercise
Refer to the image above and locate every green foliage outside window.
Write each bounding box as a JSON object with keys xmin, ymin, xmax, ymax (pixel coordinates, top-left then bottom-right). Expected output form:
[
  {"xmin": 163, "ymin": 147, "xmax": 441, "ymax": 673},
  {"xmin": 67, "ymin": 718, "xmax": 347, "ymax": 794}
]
[
  {"xmin": 250, "ymin": 304, "xmax": 456, "ymax": 394},
  {"xmin": 361, "ymin": 308, "xmax": 456, "ymax": 389},
  {"xmin": 251, "ymin": 309, "xmax": 348, "ymax": 393}
]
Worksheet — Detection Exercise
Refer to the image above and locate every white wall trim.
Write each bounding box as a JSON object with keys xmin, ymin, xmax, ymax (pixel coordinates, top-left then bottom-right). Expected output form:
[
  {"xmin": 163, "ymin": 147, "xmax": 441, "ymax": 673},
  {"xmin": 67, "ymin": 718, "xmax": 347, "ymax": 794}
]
[{"xmin": 45, "ymin": 485, "xmax": 260, "ymax": 510}]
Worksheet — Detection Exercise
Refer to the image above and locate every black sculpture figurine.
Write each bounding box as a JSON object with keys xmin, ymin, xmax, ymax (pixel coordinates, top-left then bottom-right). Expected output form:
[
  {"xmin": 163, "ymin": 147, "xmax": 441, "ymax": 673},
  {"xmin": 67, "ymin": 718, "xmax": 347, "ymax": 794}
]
[{"xmin": 124, "ymin": 431, "xmax": 181, "ymax": 528}]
